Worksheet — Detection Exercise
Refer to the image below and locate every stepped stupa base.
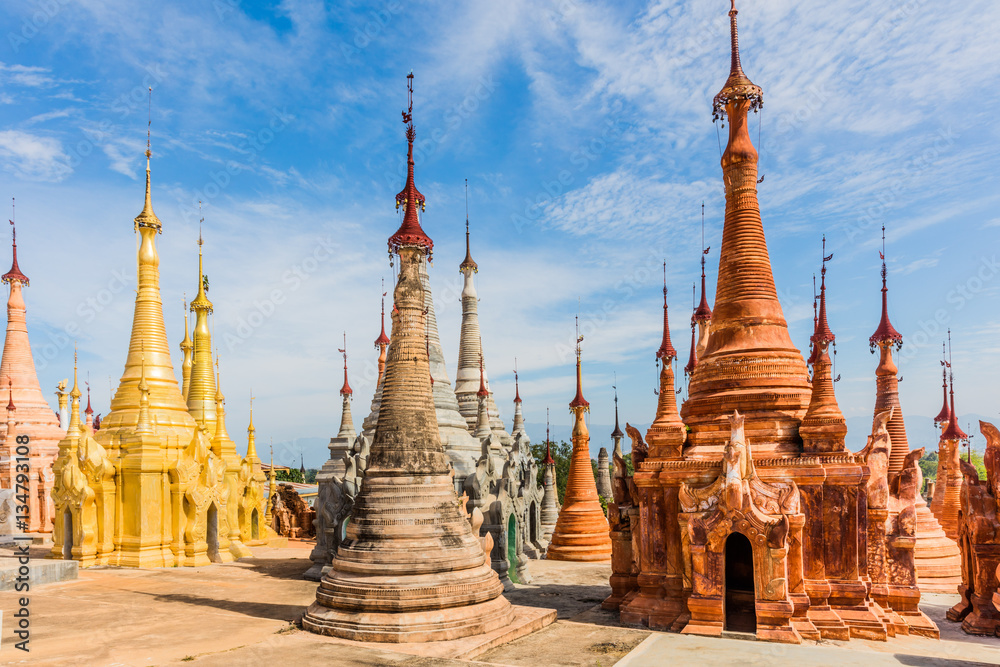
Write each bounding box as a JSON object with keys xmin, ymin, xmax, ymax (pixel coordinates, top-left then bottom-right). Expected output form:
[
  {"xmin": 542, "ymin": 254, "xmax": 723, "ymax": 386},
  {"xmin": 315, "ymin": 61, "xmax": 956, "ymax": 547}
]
[
  {"xmin": 303, "ymin": 604, "xmax": 556, "ymax": 658},
  {"xmin": 302, "ymin": 594, "xmax": 514, "ymax": 643},
  {"xmin": 913, "ymin": 499, "xmax": 962, "ymax": 594}
]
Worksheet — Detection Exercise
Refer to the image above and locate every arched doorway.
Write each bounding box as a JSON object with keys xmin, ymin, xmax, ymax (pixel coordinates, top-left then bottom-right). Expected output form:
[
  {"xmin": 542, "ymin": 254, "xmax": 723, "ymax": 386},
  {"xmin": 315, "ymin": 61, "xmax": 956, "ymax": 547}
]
[
  {"xmin": 251, "ymin": 508, "xmax": 259, "ymax": 541},
  {"xmin": 207, "ymin": 503, "xmax": 221, "ymax": 563},
  {"xmin": 63, "ymin": 510, "xmax": 74, "ymax": 560},
  {"xmin": 507, "ymin": 514, "xmax": 520, "ymax": 585},
  {"xmin": 724, "ymin": 532, "xmax": 755, "ymax": 633}
]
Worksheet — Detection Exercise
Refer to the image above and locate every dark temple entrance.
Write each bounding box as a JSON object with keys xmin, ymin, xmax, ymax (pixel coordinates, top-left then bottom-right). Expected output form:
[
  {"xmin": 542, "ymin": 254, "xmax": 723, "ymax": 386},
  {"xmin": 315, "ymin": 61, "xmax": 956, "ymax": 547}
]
[{"xmin": 724, "ymin": 532, "xmax": 756, "ymax": 633}]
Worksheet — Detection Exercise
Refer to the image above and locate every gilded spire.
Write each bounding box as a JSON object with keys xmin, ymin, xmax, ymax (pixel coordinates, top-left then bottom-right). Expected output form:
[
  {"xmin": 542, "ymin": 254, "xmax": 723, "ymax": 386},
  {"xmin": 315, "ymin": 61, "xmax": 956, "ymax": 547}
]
[
  {"xmin": 134, "ymin": 88, "xmax": 161, "ymax": 232},
  {"xmin": 388, "ymin": 72, "xmax": 433, "ymax": 259},
  {"xmin": 187, "ymin": 211, "xmax": 218, "ymax": 434},
  {"xmin": 212, "ymin": 355, "xmax": 231, "ymax": 449},
  {"xmin": 100, "ymin": 105, "xmax": 194, "ymax": 445},
  {"xmin": 247, "ymin": 391, "xmax": 257, "ymax": 458},
  {"xmin": 569, "ymin": 316, "xmax": 589, "ymax": 411},
  {"xmin": 180, "ymin": 297, "xmax": 193, "ymax": 401},
  {"xmin": 3, "ymin": 200, "xmax": 28, "ymax": 286},
  {"xmin": 68, "ymin": 347, "xmax": 82, "ymax": 435}
]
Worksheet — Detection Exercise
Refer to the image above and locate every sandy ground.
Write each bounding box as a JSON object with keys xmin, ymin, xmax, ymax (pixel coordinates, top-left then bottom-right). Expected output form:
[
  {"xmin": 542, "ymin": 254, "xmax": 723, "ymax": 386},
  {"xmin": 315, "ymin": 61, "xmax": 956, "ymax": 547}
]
[{"xmin": 0, "ymin": 541, "xmax": 998, "ymax": 666}]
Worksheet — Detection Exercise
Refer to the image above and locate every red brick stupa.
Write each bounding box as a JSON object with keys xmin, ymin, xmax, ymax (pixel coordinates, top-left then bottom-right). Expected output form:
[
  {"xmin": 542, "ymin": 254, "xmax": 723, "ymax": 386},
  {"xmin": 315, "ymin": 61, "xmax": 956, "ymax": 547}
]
[{"xmin": 302, "ymin": 74, "xmax": 513, "ymax": 642}]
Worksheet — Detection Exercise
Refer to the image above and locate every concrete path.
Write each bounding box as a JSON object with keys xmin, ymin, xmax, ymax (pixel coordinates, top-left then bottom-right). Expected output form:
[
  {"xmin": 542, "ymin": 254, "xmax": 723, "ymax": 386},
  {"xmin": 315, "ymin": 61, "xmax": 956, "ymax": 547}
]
[{"xmin": 1, "ymin": 541, "xmax": 998, "ymax": 666}]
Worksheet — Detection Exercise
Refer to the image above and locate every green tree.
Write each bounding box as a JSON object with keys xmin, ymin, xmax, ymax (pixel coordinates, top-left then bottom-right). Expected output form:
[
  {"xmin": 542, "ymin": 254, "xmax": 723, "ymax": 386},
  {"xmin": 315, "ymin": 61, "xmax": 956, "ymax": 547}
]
[
  {"xmin": 530, "ymin": 440, "xmax": 573, "ymax": 504},
  {"xmin": 304, "ymin": 468, "xmax": 318, "ymax": 484},
  {"xmin": 918, "ymin": 448, "xmax": 987, "ymax": 495},
  {"xmin": 275, "ymin": 468, "xmax": 304, "ymax": 483}
]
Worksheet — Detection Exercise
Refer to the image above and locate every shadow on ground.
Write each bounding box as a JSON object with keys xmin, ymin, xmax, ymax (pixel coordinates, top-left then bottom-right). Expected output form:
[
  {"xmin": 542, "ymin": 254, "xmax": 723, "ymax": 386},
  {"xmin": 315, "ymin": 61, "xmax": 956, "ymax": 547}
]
[{"xmin": 133, "ymin": 590, "xmax": 306, "ymax": 624}]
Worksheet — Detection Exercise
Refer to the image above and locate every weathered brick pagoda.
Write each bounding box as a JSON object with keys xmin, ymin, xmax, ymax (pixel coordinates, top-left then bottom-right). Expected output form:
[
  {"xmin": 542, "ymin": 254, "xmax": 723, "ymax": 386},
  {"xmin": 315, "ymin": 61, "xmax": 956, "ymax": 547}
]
[
  {"xmin": 302, "ymin": 74, "xmax": 513, "ymax": 642},
  {"xmin": 868, "ymin": 265, "xmax": 961, "ymax": 594},
  {"xmin": 948, "ymin": 420, "xmax": 1000, "ymax": 635},
  {"xmin": 607, "ymin": 2, "xmax": 937, "ymax": 643}
]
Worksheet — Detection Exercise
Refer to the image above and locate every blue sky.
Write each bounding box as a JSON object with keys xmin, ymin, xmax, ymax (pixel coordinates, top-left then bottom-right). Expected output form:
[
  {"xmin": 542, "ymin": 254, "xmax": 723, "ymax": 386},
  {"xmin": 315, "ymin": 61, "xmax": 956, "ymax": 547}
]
[{"xmin": 1, "ymin": 0, "xmax": 998, "ymax": 466}]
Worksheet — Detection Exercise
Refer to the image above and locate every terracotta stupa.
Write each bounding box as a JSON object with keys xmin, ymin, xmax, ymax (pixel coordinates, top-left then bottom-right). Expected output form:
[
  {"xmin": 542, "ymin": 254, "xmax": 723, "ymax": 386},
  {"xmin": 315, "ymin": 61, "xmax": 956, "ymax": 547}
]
[
  {"xmin": 546, "ymin": 319, "xmax": 611, "ymax": 562},
  {"xmin": 867, "ymin": 253, "xmax": 960, "ymax": 593},
  {"xmin": 679, "ymin": 11, "xmax": 812, "ymax": 458},
  {"xmin": 303, "ymin": 73, "xmax": 513, "ymax": 642},
  {"xmin": 0, "ymin": 215, "xmax": 64, "ymax": 533}
]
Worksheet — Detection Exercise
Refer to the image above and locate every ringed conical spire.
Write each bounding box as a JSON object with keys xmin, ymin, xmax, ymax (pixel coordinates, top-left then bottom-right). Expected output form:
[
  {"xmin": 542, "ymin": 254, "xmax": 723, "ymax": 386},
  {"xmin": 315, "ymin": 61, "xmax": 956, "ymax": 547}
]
[
  {"xmin": 934, "ymin": 344, "xmax": 950, "ymax": 426},
  {"xmin": 304, "ymin": 74, "xmax": 512, "ymax": 641},
  {"xmin": 187, "ymin": 217, "xmax": 217, "ymax": 435},
  {"xmin": 869, "ymin": 226, "xmax": 910, "ymax": 473},
  {"xmin": 95, "ymin": 110, "xmax": 195, "ymax": 445},
  {"xmin": 388, "ymin": 72, "xmax": 433, "ymax": 259},
  {"xmin": 681, "ymin": 2, "xmax": 811, "ymax": 458}
]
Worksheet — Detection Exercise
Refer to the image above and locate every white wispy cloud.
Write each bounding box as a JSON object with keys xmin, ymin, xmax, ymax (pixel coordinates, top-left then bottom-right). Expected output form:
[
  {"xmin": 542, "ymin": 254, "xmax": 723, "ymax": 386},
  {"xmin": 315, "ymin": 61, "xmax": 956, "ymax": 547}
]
[{"xmin": 0, "ymin": 130, "xmax": 71, "ymax": 181}]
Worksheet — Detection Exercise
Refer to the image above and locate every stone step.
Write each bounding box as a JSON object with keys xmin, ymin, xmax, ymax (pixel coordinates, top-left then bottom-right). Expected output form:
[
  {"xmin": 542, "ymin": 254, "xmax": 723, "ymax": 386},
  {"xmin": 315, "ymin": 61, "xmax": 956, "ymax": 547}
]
[{"xmin": 0, "ymin": 557, "xmax": 78, "ymax": 591}]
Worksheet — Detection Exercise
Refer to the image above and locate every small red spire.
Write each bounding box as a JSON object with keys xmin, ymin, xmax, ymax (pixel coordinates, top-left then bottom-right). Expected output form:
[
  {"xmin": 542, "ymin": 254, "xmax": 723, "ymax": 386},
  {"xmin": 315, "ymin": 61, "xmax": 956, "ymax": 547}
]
[
  {"xmin": 611, "ymin": 386, "xmax": 623, "ymax": 439},
  {"xmin": 934, "ymin": 343, "xmax": 950, "ymax": 425},
  {"xmin": 6, "ymin": 380, "xmax": 14, "ymax": 412},
  {"xmin": 513, "ymin": 362, "xmax": 521, "ymax": 404},
  {"xmin": 684, "ymin": 317, "xmax": 698, "ymax": 376},
  {"xmin": 569, "ymin": 316, "xmax": 590, "ymax": 410},
  {"xmin": 656, "ymin": 262, "xmax": 677, "ymax": 361},
  {"xmin": 374, "ymin": 283, "xmax": 390, "ymax": 348},
  {"xmin": 542, "ymin": 413, "xmax": 555, "ymax": 465},
  {"xmin": 338, "ymin": 333, "xmax": 352, "ymax": 396},
  {"xmin": 942, "ymin": 379, "xmax": 966, "ymax": 442},
  {"xmin": 477, "ymin": 353, "xmax": 489, "ymax": 398},
  {"xmin": 812, "ymin": 237, "xmax": 835, "ymax": 347},
  {"xmin": 388, "ymin": 72, "xmax": 433, "ymax": 258},
  {"xmin": 694, "ymin": 205, "xmax": 712, "ymax": 323},
  {"xmin": 85, "ymin": 385, "xmax": 94, "ymax": 415},
  {"xmin": 870, "ymin": 225, "xmax": 903, "ymax": 350},
  {"xmin": 3, "ymin": 200, "xmax": 29, "ymax": 287}
]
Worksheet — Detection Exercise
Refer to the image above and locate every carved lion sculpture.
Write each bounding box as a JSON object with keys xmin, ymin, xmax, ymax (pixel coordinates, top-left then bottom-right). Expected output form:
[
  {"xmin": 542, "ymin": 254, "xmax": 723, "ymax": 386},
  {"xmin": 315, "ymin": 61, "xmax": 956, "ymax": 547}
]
[
  {"xmin": 981, "ymin": 420, "xmax": 1000, "ymax": 498},
  {"xmin": 625, "ymin": 423, "xmax": 648, "ymax": 470}
]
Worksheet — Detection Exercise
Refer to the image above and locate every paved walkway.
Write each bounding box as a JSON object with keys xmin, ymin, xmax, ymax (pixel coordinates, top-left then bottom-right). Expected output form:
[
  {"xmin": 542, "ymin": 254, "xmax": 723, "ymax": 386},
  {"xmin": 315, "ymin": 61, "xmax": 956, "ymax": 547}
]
[{"xmin": 0, "ymin": 542, "xmax": 997, "ymax": 666}]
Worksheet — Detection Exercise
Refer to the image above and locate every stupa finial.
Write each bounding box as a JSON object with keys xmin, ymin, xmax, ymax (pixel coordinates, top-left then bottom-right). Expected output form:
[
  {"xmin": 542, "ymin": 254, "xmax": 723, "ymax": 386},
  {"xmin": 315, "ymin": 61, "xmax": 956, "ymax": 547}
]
[{"xmin": 389, "ymin": 71, "xmax": 433, "ymax": 259}]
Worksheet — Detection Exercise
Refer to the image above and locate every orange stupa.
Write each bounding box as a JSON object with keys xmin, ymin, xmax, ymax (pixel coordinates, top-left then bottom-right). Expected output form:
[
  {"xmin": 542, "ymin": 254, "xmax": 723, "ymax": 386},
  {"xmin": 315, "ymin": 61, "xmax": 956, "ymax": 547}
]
[
  {"xmin": 0, "ymin": 213, "xmax": 64, "ymax": 533},
  {"xmin": 868, "ymin": 247, "xmax": 961, "ymax": 593},
  {"xmin": 679, "ymin": 18, "xmax": 812, "ymax": 458},
  {"xmin": 546, "ymin": 319, "xmax": 612, "ymax": 562}
]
